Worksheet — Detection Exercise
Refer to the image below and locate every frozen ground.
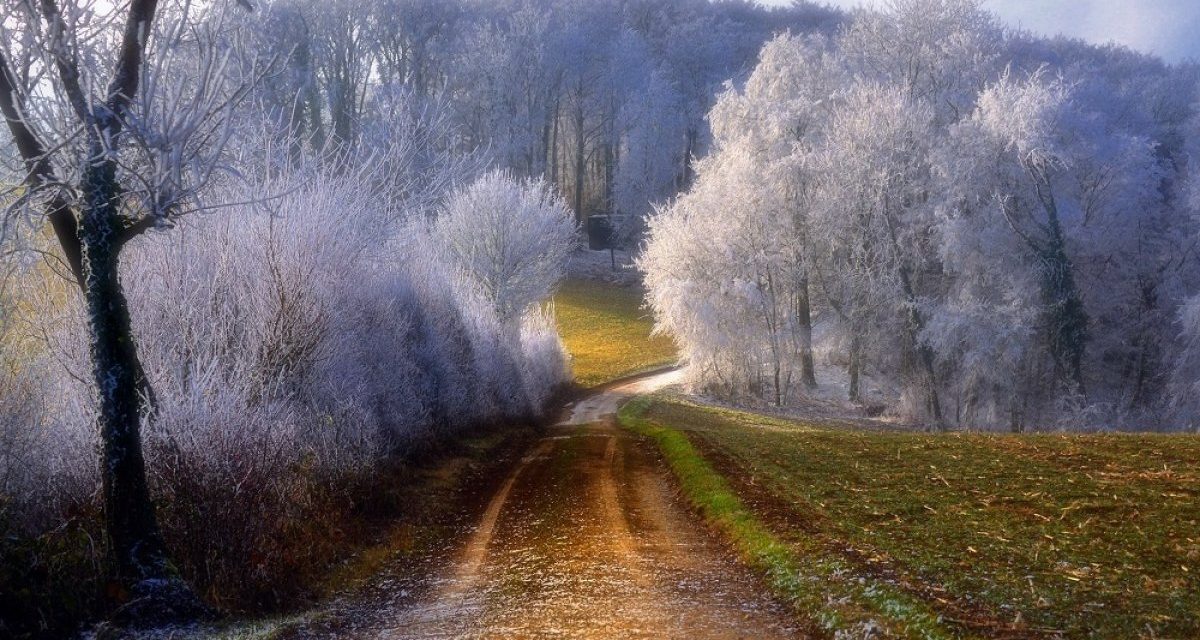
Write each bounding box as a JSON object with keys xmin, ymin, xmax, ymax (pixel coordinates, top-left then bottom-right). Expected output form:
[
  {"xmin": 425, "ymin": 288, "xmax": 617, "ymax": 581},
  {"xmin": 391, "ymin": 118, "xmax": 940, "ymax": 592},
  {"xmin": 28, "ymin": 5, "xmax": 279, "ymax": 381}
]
[{"xmin": 564, "ymin": 248, "xmax": 641, "ymax": 286}]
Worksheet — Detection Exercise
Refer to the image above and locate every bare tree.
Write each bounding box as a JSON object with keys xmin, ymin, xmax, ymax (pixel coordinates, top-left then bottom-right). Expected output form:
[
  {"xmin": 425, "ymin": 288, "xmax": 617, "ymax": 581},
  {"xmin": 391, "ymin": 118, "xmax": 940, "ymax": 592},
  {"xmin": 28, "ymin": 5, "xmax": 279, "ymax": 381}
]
[{"xmin": 0, "ymin": 0, "xmax": 253, "ymax": 623}]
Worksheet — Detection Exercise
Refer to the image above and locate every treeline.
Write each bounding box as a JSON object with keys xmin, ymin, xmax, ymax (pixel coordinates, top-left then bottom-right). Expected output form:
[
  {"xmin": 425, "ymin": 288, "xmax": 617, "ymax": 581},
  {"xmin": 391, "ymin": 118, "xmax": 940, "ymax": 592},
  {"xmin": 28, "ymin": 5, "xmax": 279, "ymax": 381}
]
[
  {"xmin": 641, "ymin": 0, "xmax": 1200, "ymax": 431},
  {"xmin": 246, "ymin": 0, "xmax": 843, "ymax": 224}
]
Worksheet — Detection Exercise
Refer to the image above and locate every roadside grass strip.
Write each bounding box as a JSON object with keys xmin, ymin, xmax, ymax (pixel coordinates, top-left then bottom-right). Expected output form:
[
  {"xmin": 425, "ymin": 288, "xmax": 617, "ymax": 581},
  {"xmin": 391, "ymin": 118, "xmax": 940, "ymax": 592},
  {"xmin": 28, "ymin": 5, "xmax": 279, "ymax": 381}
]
[{"xmin": 618, "ymin": 397, "xmax": 959, "ymax": 640}]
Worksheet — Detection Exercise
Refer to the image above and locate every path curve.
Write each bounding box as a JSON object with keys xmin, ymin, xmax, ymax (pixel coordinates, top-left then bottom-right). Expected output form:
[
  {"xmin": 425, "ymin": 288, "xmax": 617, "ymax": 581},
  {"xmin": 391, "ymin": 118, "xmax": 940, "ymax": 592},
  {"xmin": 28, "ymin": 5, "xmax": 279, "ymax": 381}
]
[{"xmin": 297, "ymin": 370, "xmax": 803, "ymax": 639}]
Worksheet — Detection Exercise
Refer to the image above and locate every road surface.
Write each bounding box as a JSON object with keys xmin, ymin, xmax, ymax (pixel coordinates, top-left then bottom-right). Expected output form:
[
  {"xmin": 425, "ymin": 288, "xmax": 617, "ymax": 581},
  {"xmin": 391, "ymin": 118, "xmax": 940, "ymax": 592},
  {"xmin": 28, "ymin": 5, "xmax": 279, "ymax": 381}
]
[{"xmin": 289, "ymin": 370, "xmax": 803, "ymax": 639}]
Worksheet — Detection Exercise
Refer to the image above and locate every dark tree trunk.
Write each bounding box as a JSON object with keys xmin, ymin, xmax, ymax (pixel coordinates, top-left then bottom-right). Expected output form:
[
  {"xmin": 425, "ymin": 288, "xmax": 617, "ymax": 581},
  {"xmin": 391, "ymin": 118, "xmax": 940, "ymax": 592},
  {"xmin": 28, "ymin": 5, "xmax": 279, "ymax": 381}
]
[
  {"xmin": 2, "ymin": 1, "xmax": 208, "ymax": 626},
  {"xmin": 80, "ymin": 149, "xmax": 206, "ymax": 629},
  {"xmin": 680, "ymin": 127, "xmax": 698, "ymax": 189},
  {"xmin": 540, "ymin": 111, "xmax": 552, "ymax": 177},
  {"xmin": 909, "ymin": 309, "xmax": 944, "ymax": 429},
  {"xmin": 772, "ymin": 360, "xmax": 782, "ymax": 407},
  {"xmin": 1113, "ymin": 285, "xmax": 1154, "ymax": 409},
  {"xmin": 602, "ymin": 140, "xmax": 614, "ymax": 213},
  {"xmin": 549, "ymin": 94, "xmax": 561, "ymax": 186},
  {"xmin": 80, "ymin": 152, "xmax": 170, "ymax": 585},
  {"xmin": 305, "ymin": 68, "xmax": 326, "ymax": 156},
  {"xmin": 881, "ymin": 203, "xmax": 943, "ymax": 427},
  {"xmin": 848, "ymin": 334, "xmax": 861, "ymax": 403},
  {"xmin": 286, "ymin": 36, "xmax": 315, "ymax": 167},
  {"xmin": 796, "ymin": 273, "xmax": 817, "ymax": 389},
  {"xmin": 1038, "ymin": 195, "xmax": 1088, "ymax": 396},
  {"xmin": 1041, "ymin": 247, "xmax": 1087, "ymax": 393},
  {"xmin": 895, "ymin": 278, "xmax": 942, "ymax": 427},
  {"xmin": 573, "ymin": 98, "xmax": 586, "ymax": 224}
]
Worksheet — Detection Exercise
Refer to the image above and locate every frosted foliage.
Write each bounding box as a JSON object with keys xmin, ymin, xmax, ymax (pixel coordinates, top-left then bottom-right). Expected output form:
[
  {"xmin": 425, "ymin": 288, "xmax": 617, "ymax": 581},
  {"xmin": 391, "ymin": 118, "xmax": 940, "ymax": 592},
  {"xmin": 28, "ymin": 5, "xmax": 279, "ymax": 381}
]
[
  {"xmin": 0, "ymin": 167, "xmax": 570, "ymax": 525},
  {"xmin": 0, "ymin": 337, "xmax": 94, "ymax": 531},
  {"xmin": 435, "ymin": 170, "xmax": 577, "ymax": 324},
  {"xmin": 642, "ymin": 6, "xmax": 1200, "ymax": 430},
  {"xmin": 973, "ymin": 73, "xmax": 1069, "ymax": 168},
  {"xmin": 1173, "ymin": 165, "xmax": 1200, "ymax": 427},
  {"xmin": 641, "ymin": 149, "xmax": 800, "ymax": 401},
  {"xmin": 839, "ymin": 0, "xmax": 1001, "ymax": 118}
]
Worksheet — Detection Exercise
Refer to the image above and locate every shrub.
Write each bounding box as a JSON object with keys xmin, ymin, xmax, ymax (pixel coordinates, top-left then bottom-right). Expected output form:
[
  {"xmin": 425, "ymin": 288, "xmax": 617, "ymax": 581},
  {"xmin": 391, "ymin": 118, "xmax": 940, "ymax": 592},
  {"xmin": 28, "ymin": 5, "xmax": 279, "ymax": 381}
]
[{"xmin": 0, "ymin": 162, "xmax": 571, "ymax": 634}]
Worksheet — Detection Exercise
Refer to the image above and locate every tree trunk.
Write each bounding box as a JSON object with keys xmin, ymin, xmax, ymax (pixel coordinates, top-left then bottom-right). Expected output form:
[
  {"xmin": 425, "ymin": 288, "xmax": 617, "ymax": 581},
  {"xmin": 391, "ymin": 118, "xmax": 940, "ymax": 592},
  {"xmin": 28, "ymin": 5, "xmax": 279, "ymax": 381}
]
[
  {"xmin": 602, "ymin": 139, "xmax": 614, "ymax": 213},
  {"xmin": 1038, "ymin": 191, "xmax": 1088, "ymax": 396},
  {"xmin": 2, "ymin": 2, "xmax": 206, "ymax": 625},
  {"xmin": 773, "ymin": 360, "xmax": 782, "ymax": 407},
  {"xmin": 540, "ymin": 109, "xmax": 552, "ymax": 177},
  {"xmin": 305, "ymin": 65, "xmax": 326, "ymax": 156},
  {"xmin": 796, "ymin": 273, "xmax": 817, "ymax": 389},
  {"xmin": 880, "ymin": 204, "xmax": 943, "ymax": 427},
  {"xmin": 680, "ymin": 126, "xmax": 698, "ymax": 189},
  {"xmin": 81, "ymin": 156, "xmax": 171, "ymax": 587},
  {"xmin": 549, "ymin": 94, "xmax": 560, "ymax": 186},
  {"xmin": 848, "ymin": 334, "xmax": 861, "ymax": 403},
  {"xmin": 573, "ymin": 98, "xmax": 586, "ymax": 224}
]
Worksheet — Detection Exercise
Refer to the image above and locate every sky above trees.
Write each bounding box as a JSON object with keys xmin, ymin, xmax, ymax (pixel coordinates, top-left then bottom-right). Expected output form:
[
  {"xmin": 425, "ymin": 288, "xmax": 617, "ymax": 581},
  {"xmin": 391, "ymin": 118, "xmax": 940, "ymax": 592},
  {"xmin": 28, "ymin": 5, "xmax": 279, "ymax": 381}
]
[{"xmin": 761, "ymin": 0, "xmax": 1200, "ymax": 63}]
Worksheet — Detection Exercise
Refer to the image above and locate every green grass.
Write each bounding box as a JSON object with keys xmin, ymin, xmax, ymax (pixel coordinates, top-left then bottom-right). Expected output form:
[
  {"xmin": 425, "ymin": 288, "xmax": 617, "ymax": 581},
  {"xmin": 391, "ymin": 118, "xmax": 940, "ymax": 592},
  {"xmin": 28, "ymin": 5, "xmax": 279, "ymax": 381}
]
[
  {"xmin": 553, "ymin": 278, "xmax": 676, "ymax": 387},
  {"xmin": 623, "ymin": 397, "xmax": 1200, "ymax": 638},
  {"xmin": 620, "ymin": 397, "xmax": 957, "ymax": 639}
]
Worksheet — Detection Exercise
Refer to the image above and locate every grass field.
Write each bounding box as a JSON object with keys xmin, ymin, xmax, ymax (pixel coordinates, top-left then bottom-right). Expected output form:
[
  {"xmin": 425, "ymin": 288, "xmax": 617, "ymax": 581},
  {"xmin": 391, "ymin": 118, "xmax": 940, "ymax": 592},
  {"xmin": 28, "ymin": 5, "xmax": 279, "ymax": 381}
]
[
  {"xmin": 553, "ymin": 278, "xmax": 677, "ymax": 387},
  {"xmin": 622, "ymin": 397, "xmax": 1200, "ymax": 639}
]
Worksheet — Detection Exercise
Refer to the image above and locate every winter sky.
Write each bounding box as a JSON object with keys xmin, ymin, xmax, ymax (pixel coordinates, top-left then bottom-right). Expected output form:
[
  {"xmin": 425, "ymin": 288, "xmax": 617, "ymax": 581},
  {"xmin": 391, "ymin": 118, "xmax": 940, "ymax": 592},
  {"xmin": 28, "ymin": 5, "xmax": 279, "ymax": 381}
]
[{"xmin": 759, "ymin": 0, "xmax": 1200, "ymax": 64}]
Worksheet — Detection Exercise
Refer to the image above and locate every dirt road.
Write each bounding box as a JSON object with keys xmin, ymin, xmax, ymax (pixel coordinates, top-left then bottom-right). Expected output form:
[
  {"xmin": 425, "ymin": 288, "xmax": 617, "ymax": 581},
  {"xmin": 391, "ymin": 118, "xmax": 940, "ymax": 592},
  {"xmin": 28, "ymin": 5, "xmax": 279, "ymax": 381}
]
[{"xmin": 292, "ymin": 371, "xmax": 802, "ymax": 639}]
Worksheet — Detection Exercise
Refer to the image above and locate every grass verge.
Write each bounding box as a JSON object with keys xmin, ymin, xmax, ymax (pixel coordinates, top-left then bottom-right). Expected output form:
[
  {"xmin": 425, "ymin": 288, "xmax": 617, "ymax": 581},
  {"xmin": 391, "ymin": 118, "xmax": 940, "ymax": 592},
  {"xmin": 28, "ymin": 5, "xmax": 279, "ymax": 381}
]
[
  {"xmin": 553, "ymin": 278, "xmax": 676, "ymax": 387},
  {"xmin": 619, "ymin": 397, "xmax": 957, "ymax": 639},
  {"xmin": 624, "ymin": 396, "xmax": 1200, "ymax": 639}
]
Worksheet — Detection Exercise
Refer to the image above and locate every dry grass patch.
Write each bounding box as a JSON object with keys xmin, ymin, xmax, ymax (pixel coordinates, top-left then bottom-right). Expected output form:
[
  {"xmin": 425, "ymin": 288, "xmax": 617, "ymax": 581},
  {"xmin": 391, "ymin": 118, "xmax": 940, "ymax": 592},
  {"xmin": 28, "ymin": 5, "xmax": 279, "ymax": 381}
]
[{"xmin": 553, "ymin": 278, "xmax": 676, "ymax": 387}]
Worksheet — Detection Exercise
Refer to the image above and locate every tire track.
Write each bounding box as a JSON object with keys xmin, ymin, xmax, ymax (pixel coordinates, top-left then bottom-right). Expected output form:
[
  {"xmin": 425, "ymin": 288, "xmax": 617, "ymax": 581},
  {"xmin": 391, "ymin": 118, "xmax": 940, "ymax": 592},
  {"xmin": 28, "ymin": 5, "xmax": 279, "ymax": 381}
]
[{"xmin": 303, "ymin": 369, "xmax": 802, "ymax": 639}]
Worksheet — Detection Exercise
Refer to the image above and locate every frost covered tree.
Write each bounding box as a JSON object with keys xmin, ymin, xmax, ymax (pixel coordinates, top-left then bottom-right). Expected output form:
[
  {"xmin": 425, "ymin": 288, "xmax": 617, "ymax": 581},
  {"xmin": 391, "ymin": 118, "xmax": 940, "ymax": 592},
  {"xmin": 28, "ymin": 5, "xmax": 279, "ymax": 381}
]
[
  {"xmin": 641, "ymin": 33, "xmax": 835, "ymax": 405},
  {"xmin": 705, "ymin": 33, "xmax": 841, "ymax": 392},
  {"xmin": 810, "ymin": 84, "xmax": 944, "ymax": 422},
  {"xmin": 434, "ymin": 170, "xmax": 576, "ymax": 324},
  {"xmin": 839, "ymin": 0, "xmax": 1001, "ymax": 120},
  {"xmin": 944, "ymin": 73, "xmax": 1089, "ymax": 394},
  {"xmin": 642, "ymin": 1, "xmax": 1200, "ymax": 429},
  {"xmin": 0, "ymin": 0, "xmax": 254, "ymax": 619}
]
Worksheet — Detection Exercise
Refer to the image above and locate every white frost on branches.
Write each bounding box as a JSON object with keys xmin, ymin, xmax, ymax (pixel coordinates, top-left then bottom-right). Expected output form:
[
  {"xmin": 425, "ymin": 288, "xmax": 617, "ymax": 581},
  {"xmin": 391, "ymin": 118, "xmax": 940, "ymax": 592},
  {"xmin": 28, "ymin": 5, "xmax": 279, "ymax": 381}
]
[{"xmin": 435, "ymin": 170, "xmax": 577, "ymax": 325}]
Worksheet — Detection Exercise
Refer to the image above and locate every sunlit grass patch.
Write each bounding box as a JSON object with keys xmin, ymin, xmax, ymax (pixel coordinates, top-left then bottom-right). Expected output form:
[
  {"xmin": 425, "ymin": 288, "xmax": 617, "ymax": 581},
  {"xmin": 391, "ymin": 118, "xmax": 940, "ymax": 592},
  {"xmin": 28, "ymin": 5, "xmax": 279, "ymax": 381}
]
[
  {"xmin": 553, "ymin": 278, "xmax": 676, "ymax": 387},
  {"xmin": 630, "ymin": 397, "xmax": 1200, "ymax": 638}
]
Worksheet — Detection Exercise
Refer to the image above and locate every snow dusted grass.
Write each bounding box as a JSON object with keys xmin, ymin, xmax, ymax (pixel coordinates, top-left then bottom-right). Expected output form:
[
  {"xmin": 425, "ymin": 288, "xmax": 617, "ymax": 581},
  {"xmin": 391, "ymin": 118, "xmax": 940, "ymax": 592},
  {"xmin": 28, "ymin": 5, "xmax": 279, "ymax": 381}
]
[
  {"xmin": 553, "ymin": 278, "xmax": 676, "ymax": 387},
  {"xmin": 625, "ymin": 397, "xmax": 1200, "ymax": 638}
]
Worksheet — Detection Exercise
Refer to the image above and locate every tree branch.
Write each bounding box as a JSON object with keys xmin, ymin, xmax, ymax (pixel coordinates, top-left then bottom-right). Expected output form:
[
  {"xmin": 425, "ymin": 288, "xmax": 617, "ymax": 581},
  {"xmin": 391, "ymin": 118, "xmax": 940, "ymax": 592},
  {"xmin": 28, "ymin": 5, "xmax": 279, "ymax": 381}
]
[
  {"xmin": 106, "ymin": 0, "xmax": 160, "ymax": 120},
  {"xmin": 0, "ymin": 48, "xmax": 84, "ymax": 287},
  {"xmin": 38, "ymin": 0, "xmax": 92, "ymax": 124}
]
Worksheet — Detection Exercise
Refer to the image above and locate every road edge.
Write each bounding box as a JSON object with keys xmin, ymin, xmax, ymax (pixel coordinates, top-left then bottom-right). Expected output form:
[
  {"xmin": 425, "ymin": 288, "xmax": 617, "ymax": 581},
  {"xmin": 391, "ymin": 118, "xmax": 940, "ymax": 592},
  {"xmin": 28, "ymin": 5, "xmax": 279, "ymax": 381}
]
[{"xmin": 617, "ymin": 396, "xmax": 963, "ymax": 640}]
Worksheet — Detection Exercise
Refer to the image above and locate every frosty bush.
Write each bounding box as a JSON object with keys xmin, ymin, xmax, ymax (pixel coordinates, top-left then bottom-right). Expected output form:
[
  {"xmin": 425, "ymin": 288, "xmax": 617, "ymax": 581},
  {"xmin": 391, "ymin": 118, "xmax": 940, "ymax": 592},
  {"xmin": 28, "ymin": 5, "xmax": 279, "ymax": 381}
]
[
  {"xmin": 434, "ymin": 170, "xmax": 577, "ymax": 324},
  {"xmin": 0, "ymin": 159, "xmax": 570, "ymax": 612}
]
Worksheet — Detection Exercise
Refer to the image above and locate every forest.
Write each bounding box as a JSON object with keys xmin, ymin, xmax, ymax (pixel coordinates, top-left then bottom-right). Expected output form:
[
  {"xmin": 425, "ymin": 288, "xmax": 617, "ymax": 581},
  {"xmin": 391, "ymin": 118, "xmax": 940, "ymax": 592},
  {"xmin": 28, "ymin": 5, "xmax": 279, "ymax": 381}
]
[
  {"xmin": 641, "ymin": 5, "xmax": 1200, "ymax": 431},
  {"xmin": 0, "ymin": 0, "xmax": 1197, "ymax": 637}
]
